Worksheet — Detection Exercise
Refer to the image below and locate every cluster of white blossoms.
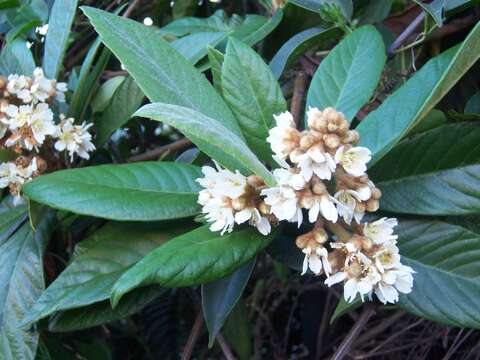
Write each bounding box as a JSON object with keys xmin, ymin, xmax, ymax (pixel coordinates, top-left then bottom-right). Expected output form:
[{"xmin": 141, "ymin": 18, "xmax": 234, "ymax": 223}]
[
  {"xmin": 0, "ymin": 68, "xmax": 95, "ymax": 204},
  {"xmin": 196, "ymin": 106, "xmax": 414, "ymax": 304}
]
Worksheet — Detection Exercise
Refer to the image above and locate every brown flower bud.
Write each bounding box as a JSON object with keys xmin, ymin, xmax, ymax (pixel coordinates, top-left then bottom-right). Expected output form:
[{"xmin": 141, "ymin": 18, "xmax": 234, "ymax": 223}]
[
  {"xmin": 313, "ymin": 228, "xmax": 328, "ymax": 244},
  {"xmin": 328, "ymin": 250, "xmax": 345, "ymax": 273},
  {"xmin": 258, "ymin": 201, "xmax": 271, "ymax": 216},
  {"xmin": 299, "ymin": 133, "xmax": 315, "ymax": 150},
  {"xmin": 247, "ymin": 175, "xmax": 265, "ymax": 190},
  {"xmin": 366, "ymin": 199, "xmax": 379, "ymax": 212},
  {"xmin": 371, "ymin": 187, "xmax": 382, "ymax": 200},
  {"xmin": 232, "ymin": 197, "xmax": 247, "ymax": 211},
  {"xmin": 0, "ymin": 76, "xmax": 6, "ymax": 90},
  {"xmin": 312, "ymin": 181, "xmax": 327, "ymax": 195},
  {"xmin": 35, "ymin": 156, "xmax": 47, "ymax": 174},
  {"xmin": 295, "ymin": 233, "xmax": 310, "ymax": 249},
  {"xmin": 343, "ymin": 130, "xmax": 359, "ymax": 144},
  {"xmin": 324, "ymin": 133, "xmax": 341, "ymax": 149}
]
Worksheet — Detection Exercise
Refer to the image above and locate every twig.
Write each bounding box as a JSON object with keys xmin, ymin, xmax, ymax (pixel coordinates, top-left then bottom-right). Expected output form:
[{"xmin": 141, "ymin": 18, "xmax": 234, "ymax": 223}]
[
  {"xmin": 315, "ymin": 291, "xmax": 333, "ymax": 359},
  {"xmin": 388, "ymin": 12, "xmax": 425, "ymax": 56},
  {"xmin": 330, "ymin": 304, "xmax": 376, "ymax": 360},
  {"xmin": 127, "ymin": 138, "xmax": 192, "ymax": 162},
  {"xmin": 290, "ymin": 72, "xmax": 307, "ymax": 128},
  {"xmin": 122, "ymin": 0, "xmax": 142, "ymax": 18},
  {"xmin": 217, "ymin": 333, "xmax": 237, "ymax": 360},
  {"xmin": 356, "ymin": 311, "xmax": 405, "ymax": 344},
  {"xmin": 181, "ymin": 311, "xmax": 204, "ymax": 360}
]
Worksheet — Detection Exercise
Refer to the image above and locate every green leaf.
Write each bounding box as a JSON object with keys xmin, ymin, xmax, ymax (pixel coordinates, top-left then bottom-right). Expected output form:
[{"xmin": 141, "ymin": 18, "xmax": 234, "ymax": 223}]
[
  {"xmin": 306, "ymin": 26, "xmax": 386, "ymax": 122},
  {"xmin": 159, "ymin": 10, "xmax": 231, "ymax": 37},
  {"xmin": 397, "ymin": 220, "xmax": 480, "ymax": 328},
  {"xmin": 111, "ymin": 226, "xmax": 276, "ymax": 307},
  {"xmin": 358, "ymin": 22, "xmax": 480, "ymax": 165},
  {"xmin": 0, "ymin": 38, "xmax": 35, "ymax": 75},
  {"xmin": 172, "ymin": 0, "xmax": 197, "ymax": 19},
  {"xmin": 172, "ymin": 31, "xmax": 227, "ymax": 65},
  {"xmin": 207, "ymin": 46, "xmax": 224, "ymax": 93},
  {"xmin": 23, "ymin": 162, "xmax": 202, "ymax": 221},
  {"xmin": 330, "ymin": 297, "xmax": 361, "ymax": 324},
  {"xmin": 236, "ymin": 10, "xmax": 283, "ymax": 46},
  {"xmin": 358, "ymin": 0, "xmax": 393, "ymax": 25},
  {"xmin": 0, "ymin": 212, "xmax": 54, "ymax": 360},
  {"xmin": 90, "ymin": 76, "xmax": 125, "ymax": 113},
  {"xmin": 222, "ymin": 301, "xmax": 253, "ymax": 360},
  {"xmin": 21, "ymin": 222, "xmax": 183, "ymax": 326},
  {"xmin": 371, "ymin": 123, "xmax": 480, "ymax": 216},
  {"xmin": 82, "ymin": 7, "xmax": 242, "ymax": 137},
  {"xmin": 0, "ymin": 202, "xmax": 27, "ymax": 246},
  {"xmin": 42, "ymin": 0, "xmax": 78, "ymax": 79},
  {"xmin": 269, "ymin": 27, "xmax": 340, "ymax": 79},
  {"xmin": 222, "ymin": 38, "xmax": 287, "ymax": 165},
  {"xmin": 465, "ymin": 92, "xmax": 480, "ymax": 114},
  {"xmin": 202, "ymin": 258, "xmax": 255, "ymax": 347},
  {"xmin": 95, "ymin": 76, "xmax": 144, "ymax": 147},
  {"xmin": 288, "ymin": 0, "xmax": 353, "ymax": 20},
  {"xmin": 135, "ymin": 103, "xmax": 276, "ymax": 186},
  {"xmin": 48, "ymin": 286, "xmax": 164, "ymax": 332},
  {"xmin": 407, "ymin": 109, "xmax": 446, "ymax": 136}
]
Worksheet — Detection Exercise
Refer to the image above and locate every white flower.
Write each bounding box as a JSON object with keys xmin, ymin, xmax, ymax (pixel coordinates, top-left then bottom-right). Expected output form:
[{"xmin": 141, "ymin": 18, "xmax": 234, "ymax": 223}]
[
  {"xmin": 335, "ymin": 146, "xmax": 371, "ymax": 177},
  {"xmin": 4, "ymin": 104, "xmax": 32, "ymax": 129},
  {"xmin": 295, "ymin": 145, "xmax": 336, "ymax": 181},
  {"xmin": 54, "ymin": 117, "xmax": 96, "ymax": 160},
  {"xmin": 305, "ymin": 194, "xmax": 338, "ymax": 223},
  {"xmin": 35, "ymin": 24, "xmax": 49, "ymax": 36},
  {"xmin": 143, "ymin": 17, "xmax": 153, "ymax": 26},
  {"xmin": 0, "ymin": 159, "xmax": 37, "ymax": 206},
  {"xmin": 55, "ymin": 82, "xmax": 68, "ymax": 102},
  {"xmin": 0, "ymin": 121, "xmax": 7, "ymax": 138},
  {"xmin": 261, "ymin": 186, "xmax": 302, "ymax": 225},
  {"xmin": 301, "ymin": 246, "xmax": 331, "ymax": 276},
  {"xmin": 374, "ymin": 265, "xmax": 414, "ymax": 304},
  {"xmin": 30, "ymin": 68, "xmax": 55, "ymax": 103},
  {"xmin": 30, "ymin": 104, "xmax": 56, "ymax": 146},
  {"xmin": 272, "ymin": 167, "xmax": 306, "ymax": 190},
  {"xmin": 373, "ymin": 241, "xmax": 401, "ymax": 273},
  {"xmin": 0, "ymin": 162, "xmax": 18, "ymax": 188},
  {"xmin": 266, "ymin": 111, "xmax": 299, "ymax": 160},
  {"xmin": 203, "ymin": 196, "xmax": 236, "ymax": 235},
  {"xmin": 6, "ymin": 74, "xmax": 29, "ymax": 97},
  {"xmin": 235, "ymin": 207, "xmax": 271, "ymax": 235},
  {"xmin": 334, "ymin": 188, "xmax": 370, "ymax": 224},
  {"xmin": 364, "ymin": 217, "xmax": 398, "ymax": 244}
]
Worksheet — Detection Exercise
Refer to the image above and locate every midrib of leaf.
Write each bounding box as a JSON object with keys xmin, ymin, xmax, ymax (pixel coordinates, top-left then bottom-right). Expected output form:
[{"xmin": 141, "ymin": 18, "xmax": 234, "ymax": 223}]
[{"xmin": 331, "ymin": 32, "xmax": 373, "ymax": 108}]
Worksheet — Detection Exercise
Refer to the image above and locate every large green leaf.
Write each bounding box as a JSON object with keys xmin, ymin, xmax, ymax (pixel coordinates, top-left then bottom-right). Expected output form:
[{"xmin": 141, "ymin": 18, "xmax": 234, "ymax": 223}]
[
  {"xmin": 0, "ymin": 202, "xmax": 27, "ymax": 246},
  {"xmin": 82, "ymin": 7, "xmax": 242, "ymax": 137},
  {"xmin": 222, "ymin": 38, "xmax": 287, "ymax": 165},
  {"xmin": 0, "ymin": 39, "xmax": 35, "ymax": 75},
  {"xmin": 306, "ymin": 26, "xmax": 385, "ymax": 122},
  {"xmin": 371, "ymin": 123, "xmax": 480, "ymax": 215},
  {"xmin": 42, "ymin": 0, "xmax": 78, "ymax": 79},
  {"xmin": 111, "ymin": 226, "xmax": 276, "ymax": 307},
  {"xmin": 159, "ymin": 9, "xmax": 232, "ymax": 36},
  {"xmin": 135, "ymin": 103, "xmax": 276, "ymax": 186},
  {"xmin": 397, "ymin": 220, "xmax": 480, "ymax": 328},
  {"xmin": 202, "ymin": 258, "xmax": 255, "ymax": 346},
  {"xmin": 358, "ymin": 22, "xmax": 480, "ymax": 165},
  {"xmin": 269, "ymin": 27, "xmax": 340, "ymax": 79},
  {"xmin": 21, "ymin": 222, "xmax": 183, "ymax": 326},
  {"xmin": 23, "ymin": 162, "xmax": 202, "ymax": 221},
  {"xmin": 207, "ymin": 46, "xmax": 224, "ymax": 93},
  {"xmin": 0, "ymin": 212, "xmax": 54, "ymax": 360},
  {"xmin": 95, "ymin": 76, "xmax": 144, "ymax": 147},
  {"xmin": 48, "ymin": 286, "xmax": 164, "ymax": 332},
  {"xmin": 237, "ymin": 10, "xmax": 283, "ymax": 47}
]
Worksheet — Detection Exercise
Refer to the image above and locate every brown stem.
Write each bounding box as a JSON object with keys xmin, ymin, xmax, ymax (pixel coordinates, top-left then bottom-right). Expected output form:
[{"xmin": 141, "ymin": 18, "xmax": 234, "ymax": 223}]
[
  {"xmin": 330, "ymin": 304, "xmax": 375, "ymax": 360},
  {"xmin": 217, "ymin": 333, "xmax": 237, "ymax": 360},
  {"xmin": 127, "ymin": 138, "xmax": 192, "ymax": 162},
  {"xmin": 122, "ymin": 0, "xmax": 142, "ymax": 18},
  {"xmin": 290, "ymin": 72, "xmax": 307, "ymax": 128},
  {"xmin": 388, "ymin": 12, "xmax": 425, "ymax": 55},
  {"xmin": 181, "ymin": 311, "xmax": 204, "ymax": 360},
  {"xmin": 325, "ymin": 222, "xmax": 351, "ymax": 243}
]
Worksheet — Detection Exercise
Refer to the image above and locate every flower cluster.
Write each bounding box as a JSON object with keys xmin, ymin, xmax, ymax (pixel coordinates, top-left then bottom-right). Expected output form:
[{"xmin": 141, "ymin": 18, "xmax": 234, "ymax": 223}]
[
  {"xmin": 196, "ymin": 107, "xmax": 414, "ymax": 304},
  {"xmin": 0, "ymin": 68, "xmax": 95, "ymax": 204}
]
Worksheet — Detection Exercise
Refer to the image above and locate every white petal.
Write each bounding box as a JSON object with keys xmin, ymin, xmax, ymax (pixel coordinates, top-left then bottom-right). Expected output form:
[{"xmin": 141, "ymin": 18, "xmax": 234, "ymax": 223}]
[
  {"xmin": 308, "ymin": 256, "xmax": 323, "ymax": 275},
  {"xmin": 320, "ymin": 196, "xmax": 338, "ymax": 223}
]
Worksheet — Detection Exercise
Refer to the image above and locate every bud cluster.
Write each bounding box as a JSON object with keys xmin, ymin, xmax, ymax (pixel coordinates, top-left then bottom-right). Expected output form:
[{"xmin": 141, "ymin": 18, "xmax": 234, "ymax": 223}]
[
  {"xmin": 0, "ymin": 68, "xmax": 95, "ymax": 205},
  {"xmin": 195, "ymin": 107, "xmax": 414, "ymax": 304}
]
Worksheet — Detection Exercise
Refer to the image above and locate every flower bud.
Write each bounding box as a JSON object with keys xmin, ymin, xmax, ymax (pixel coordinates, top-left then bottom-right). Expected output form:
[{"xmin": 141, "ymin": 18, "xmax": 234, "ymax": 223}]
[
  {"xmin": 343, "ymin": 130, "xmax": 359, "ymax": 144},
  {"xmin": 0, "ymin": 76, "xmax": 6, "ymax": 90},
  {"xmin": 295, "ymin": 233, "xmax": 310, "ymax": 249},
  {"xmin": 289, "ymin": 149, "xmax": 304, "ymax": 163},
  {"xmin": 366, "ymin": 199, "xmax": 379, "ymax": 212},
  {"xmin": 347, "ymin": 261, "xmax": 363, "ymax": 278},
  {"xmin": 371, "ymin": 187, "xmax": 382, "ymax": 200},
  {"xmin": 312, "ymin": 181, "xmax": 327, "ymax": 195},
  {"xmin": 35, "ymin": 156, "xmax": 47, "ymax": 174},
  {"xmin": 232, "ymin": 197, "xmax": 247, "ymax": 211},
  {"xmin": 299, "ymin": 133, "xmax": 315, "ymax": 150},
  {"xmin": 324, "ymin": 133, "xmax": 340, "ymax": 149},
  {"xmin": 313, "ymin": 228, "xmax": 328, "ymax": 244},
  {"xmin": 247, "ymin": 175, "xmax": 265, "ymax": 190},
  {"xmin": 258, "ymin": 201, "xmax": 271, "ymax": 215},
  {"xmin": 328, "ymin": 250, "xmax": 345, "ymax": 273}
]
